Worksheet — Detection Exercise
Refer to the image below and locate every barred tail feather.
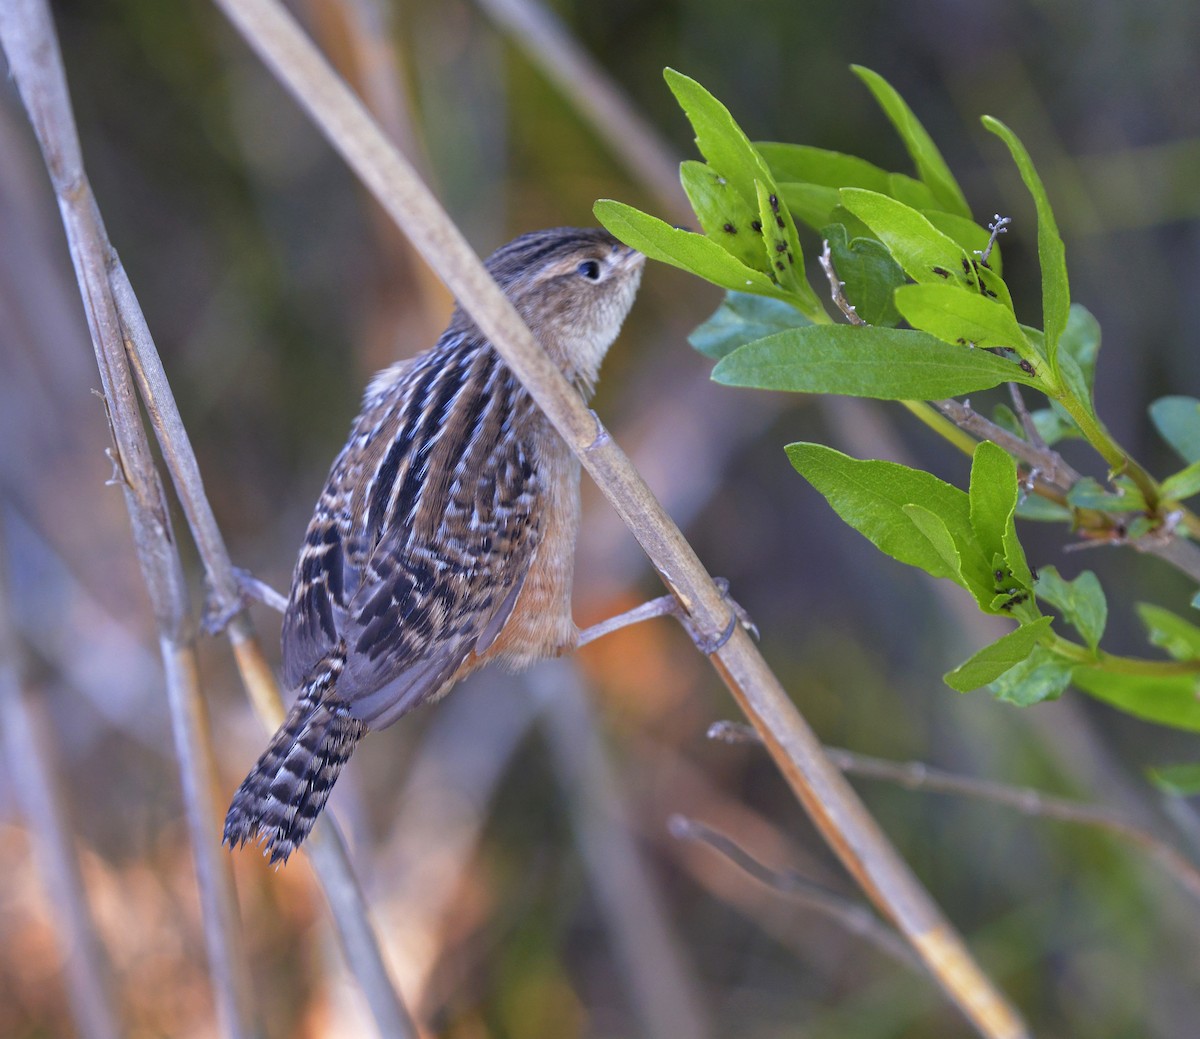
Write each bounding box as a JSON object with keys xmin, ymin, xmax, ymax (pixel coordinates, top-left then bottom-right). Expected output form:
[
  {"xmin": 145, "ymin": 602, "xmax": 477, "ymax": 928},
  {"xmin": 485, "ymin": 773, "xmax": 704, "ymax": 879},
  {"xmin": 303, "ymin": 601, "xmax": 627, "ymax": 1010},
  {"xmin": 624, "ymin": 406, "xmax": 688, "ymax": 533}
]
[{"xmin": 223, "ymin": 666, "xmax": 366, "ymax": 864}]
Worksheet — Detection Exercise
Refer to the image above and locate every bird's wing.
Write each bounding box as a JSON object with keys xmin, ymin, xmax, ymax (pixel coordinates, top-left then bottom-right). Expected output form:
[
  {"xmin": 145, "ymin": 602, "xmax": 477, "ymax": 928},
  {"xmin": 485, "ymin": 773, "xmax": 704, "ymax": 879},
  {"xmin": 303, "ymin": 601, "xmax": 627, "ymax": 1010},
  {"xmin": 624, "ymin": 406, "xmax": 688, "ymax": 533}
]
[{"xmin": 281, "ymin": 339, "xmax": 545, "ymax": 726}]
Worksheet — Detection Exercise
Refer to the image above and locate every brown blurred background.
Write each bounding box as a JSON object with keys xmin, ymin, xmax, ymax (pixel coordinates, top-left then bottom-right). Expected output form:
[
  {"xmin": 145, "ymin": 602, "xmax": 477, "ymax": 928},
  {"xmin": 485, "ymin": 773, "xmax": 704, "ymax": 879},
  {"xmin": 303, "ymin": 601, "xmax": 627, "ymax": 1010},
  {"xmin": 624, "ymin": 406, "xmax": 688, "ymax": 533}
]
[{"xmin": 3, "ymin": 1, "xmax": 1200, "ymax": 1036}]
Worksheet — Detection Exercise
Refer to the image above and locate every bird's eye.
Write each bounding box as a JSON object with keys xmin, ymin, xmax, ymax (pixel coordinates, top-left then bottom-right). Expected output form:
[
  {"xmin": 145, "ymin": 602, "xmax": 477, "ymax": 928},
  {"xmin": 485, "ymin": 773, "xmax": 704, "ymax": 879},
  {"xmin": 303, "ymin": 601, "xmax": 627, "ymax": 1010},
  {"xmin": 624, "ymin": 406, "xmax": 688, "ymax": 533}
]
[{"xmin": 576, "ymin": 259, "xmax": 602, "ymax": 281}]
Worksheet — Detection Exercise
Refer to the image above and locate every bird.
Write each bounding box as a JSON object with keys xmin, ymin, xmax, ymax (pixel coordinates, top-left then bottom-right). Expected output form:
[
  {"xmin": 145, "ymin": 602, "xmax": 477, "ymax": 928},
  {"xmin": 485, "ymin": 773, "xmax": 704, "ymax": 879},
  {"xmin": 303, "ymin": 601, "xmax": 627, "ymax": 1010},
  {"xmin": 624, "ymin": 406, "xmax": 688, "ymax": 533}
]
[{"xmin": 224, "ymin": 227, "xmax": 645, "ymax": 864}]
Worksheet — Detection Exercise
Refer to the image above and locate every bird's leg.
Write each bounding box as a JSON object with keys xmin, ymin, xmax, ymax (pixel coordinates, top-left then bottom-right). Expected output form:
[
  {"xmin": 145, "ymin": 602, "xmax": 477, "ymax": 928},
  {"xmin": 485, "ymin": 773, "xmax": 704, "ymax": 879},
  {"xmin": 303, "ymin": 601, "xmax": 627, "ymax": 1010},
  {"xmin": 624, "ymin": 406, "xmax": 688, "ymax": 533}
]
[
  {"xmin": 577, "ymin": 579, "xmax": 758, "ymax": 654},
  {"xmin": 202, "ymin": 567, "xmax": 288, "ymax": 635},
  {"xmin": 233, "ymin": 568, "xmax": 290, "ymax": 613}
]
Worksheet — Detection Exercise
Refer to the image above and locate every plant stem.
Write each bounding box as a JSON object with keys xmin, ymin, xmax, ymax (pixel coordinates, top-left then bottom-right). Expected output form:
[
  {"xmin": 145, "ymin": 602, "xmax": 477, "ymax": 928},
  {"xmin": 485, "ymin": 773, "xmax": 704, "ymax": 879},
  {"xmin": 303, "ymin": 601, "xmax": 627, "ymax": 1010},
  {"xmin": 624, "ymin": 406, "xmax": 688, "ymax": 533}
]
[
  {"xmin": 1049, "ymin": 634, "xmax": 1200, "ymax": 676},
  {"xmin": 901, "ymin": 400, "xmax": 981, "ymax": 456}
]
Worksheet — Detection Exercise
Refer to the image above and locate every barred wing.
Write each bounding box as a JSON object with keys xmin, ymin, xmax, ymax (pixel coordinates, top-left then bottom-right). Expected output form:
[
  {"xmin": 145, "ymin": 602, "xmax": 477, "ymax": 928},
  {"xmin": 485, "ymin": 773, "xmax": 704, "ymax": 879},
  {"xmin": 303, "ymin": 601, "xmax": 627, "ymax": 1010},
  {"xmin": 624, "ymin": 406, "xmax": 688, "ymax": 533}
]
[{"xmin": 281, "ymin": 338, "xmax": 544, "ymax": 726}]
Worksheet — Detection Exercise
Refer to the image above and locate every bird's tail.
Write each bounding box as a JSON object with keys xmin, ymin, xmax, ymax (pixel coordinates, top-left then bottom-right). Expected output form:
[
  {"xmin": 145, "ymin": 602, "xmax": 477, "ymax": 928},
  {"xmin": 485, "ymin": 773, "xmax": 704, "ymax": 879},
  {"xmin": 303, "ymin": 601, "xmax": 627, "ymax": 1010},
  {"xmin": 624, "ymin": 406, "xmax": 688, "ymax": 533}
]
[{"xmin": 223, "ymin": 661, "xmax": 366, "ymax": 864}]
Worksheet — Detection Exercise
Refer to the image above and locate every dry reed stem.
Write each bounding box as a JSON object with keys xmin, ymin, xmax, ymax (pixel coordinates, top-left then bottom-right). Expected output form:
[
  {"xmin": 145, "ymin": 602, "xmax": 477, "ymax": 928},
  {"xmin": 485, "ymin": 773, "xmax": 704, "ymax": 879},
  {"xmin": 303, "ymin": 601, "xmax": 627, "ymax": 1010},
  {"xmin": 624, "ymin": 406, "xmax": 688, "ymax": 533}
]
[
  {"xmin": 0, "ymin": 4, "xmax": 258, "ymax": 1035},
  {"xmin": 0, "ymin": 3, "xmax": 420, "ymax": 1037},
  {"xmin": 208, "ymin": 1, "xmax": 1029, "ymax": 1035}
]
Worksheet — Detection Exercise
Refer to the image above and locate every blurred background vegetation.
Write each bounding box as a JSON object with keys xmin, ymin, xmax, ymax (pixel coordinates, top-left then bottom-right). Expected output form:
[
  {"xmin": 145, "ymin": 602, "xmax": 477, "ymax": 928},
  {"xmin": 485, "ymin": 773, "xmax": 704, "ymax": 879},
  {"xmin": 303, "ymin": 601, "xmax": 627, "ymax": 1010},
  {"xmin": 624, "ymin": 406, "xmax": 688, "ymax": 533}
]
[{"xmin": 3, "ymin": 0, "xmax": 1200, "ymax": 1036}]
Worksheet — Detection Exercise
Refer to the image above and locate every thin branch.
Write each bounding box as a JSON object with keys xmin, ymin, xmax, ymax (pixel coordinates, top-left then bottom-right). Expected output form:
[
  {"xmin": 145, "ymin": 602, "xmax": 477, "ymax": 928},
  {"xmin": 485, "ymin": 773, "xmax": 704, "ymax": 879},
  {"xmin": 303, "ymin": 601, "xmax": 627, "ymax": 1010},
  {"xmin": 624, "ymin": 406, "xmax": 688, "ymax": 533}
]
[
  {"xmin": 819, "ymin": 239, "xmax": 866, "ymax": 325},
  {"xmin": 1006, "ymin": 382, "xmax": 1046, "ymax": 451},
  {"xmin": 710, "ymin": 722, "xmax": 1200, "ymax": 906},
  {"xmin": 206, "ymin": 3, "xmax": 1029, "ymax": 1036},
  {"xmin": 668, "ymin": 815, "xmax": 918, "ymax": 971},
  {"xmin": 933, "ymin": 398, "xmax": 1200, "ymax": 582},
  {"xmin": 932, "ymin": 398, "xmax": 1080, "ymax": 490},
  {"xmin": 822, "ymin": 746, "xmax": 1200, "ymax": 905}
]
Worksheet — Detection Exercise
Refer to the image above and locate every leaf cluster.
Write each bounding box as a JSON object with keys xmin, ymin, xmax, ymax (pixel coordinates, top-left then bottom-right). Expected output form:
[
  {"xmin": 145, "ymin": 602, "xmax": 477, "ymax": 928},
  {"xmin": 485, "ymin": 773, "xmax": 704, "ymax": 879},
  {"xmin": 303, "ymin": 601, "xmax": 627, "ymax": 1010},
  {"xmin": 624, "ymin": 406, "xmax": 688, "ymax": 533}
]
[{"xmin": 596, "ymin": 67, "xmax": 1200, "ymax": 758}]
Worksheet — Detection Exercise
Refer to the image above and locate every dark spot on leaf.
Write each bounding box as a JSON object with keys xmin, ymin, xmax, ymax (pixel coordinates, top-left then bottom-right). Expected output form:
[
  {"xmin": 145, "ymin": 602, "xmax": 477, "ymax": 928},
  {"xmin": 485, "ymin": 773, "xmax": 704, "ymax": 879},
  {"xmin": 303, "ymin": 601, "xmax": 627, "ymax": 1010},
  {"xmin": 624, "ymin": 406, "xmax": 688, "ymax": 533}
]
[
  {"xmin": 932, "ymin": 267, "xmax": 950, "ymax": 279},
  {"xmin": 769, "ymin": 194, "xmax": 779, "ymax": 212},
  {"xmin": 983, "ymin": 288, "xmax": 998, "ymax": 298},
  {"xmin": 775, "ymin": 216, "xmax": 785, "ymax": 229},
  {"xmin": 775, "ymin": 242, "xmax": 787, "ymax": 253},
  {"xmin": 723, "ymin": 223, "xmax": 736, "ymax": 234},
  {"xmin": 775, "ymin": 261, "xmax": 785, "ymax": 271},
  {"xmin": 751, "ymin": 219, "xmax": 763, "ymax": 233}
]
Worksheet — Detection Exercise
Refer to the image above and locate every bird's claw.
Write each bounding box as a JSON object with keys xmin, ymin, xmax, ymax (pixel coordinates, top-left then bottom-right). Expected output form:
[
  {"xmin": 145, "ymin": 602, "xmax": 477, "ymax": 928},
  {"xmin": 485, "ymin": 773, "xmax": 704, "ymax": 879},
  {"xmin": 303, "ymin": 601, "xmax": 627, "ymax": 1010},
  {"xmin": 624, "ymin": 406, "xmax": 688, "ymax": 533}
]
[{"xmin": 674, "ymin": 577, "xmax": 758, "ymax": 653}]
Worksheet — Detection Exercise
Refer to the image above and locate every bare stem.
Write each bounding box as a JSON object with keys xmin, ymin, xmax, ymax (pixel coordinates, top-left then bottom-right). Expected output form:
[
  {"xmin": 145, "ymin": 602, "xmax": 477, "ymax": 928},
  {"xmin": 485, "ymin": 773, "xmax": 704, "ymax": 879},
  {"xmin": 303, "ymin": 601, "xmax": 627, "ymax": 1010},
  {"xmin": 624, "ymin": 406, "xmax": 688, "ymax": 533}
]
[
  {"xmin": 206, "ymin": 2, "xmax": 1029, "ymax": 1035},
  {"xmin": 818, "ymin": 239, "xmax": 865, "ymax": 325},
  {"xmin": 0, "ymin": 3, "xmax": 419, "ymax": 1036},
  {"xmin": 668, "ymin": 814, "xmax": 919, "ymax": 970},
  {"xmin": 711, "ymin": 723, "xmax": 1200, "ymax": 907},
  {"xmin": 0, "ymin": 5, "xmax": 259, "ymax": 1036}
]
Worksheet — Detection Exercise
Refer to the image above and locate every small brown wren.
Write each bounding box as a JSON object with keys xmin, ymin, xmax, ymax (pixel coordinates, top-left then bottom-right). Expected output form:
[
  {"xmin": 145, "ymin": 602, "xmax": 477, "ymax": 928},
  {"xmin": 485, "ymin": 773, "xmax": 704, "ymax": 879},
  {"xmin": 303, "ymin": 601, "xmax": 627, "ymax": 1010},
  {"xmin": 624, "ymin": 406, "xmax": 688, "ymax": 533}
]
[{"xmin": 224, "ymin": 227, "xmax": 644, "ymax": 863}]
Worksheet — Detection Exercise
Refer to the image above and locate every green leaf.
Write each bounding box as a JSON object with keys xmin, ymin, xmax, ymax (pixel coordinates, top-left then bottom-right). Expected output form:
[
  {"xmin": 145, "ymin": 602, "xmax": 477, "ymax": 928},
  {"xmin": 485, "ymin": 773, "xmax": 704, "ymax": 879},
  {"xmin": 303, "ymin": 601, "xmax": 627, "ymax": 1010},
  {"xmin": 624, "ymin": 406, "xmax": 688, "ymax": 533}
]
[
  {"xmin": 679, "ymin": 161, "xmax": 770, "ymax": 272},
  {"xmin": 1030, "ymin": 408, "xmax": 1081, "ymax": 446},
  {"xmin": 894, "ymin": 283, "xmax": 1031, "ymax": 357},
  {"xmin": 664, "ymin": 68, "xmax": 773, "ymax": 208},
  {"xmin": 1136, "ymin": 604, "xmax": 1200, "ymax": 660},
  {"xmin": 839, "ymin": 189, "xmax": 975, "ymax": 289},
  {"xmin": 902, "ymin": 504, "xmax": 967, "ymax": 589},
  {"xmin": 851, "ymin": 66, "xmax": 971, "ymax": 218},
  {"xmin": 778, "ymin": 183, "xmax": 844, "ymax": 233},
  {"xmin": 969, "ymin": 441, "xmax": 1018, "ymax": 576},
  {"xmin": 1150, "ymin": 396, "xmax": 1200, "ymax": 464},
  {"xmin": 1059, "ymin": 304, "xmax": 1101, "ymax": 393},
  {"xmin": 923, "ymin": 210, "xmax": 1004, "ymax": 276},
  {"xmin": 1066, "ymin": 476, "xmax": 1147, "ymax": 513},
  {"xmin": 822, "ymin": 224, "xmax": 905, "ymax": 326},
  {"xmin": 982, "ymin": 117, "xmax": 1070, "ymax": 369},
  {"xmin": 688, "ymin": 291, "xmax": 810, "ymax": 360},
  {"xmin": 756, "ymin": 181, "xmax": 818, "ymax": 311},
  {"xmin": 886, "ymin": 173, "xmax": 940, "ymax": 212},
  {"xmin": 785, "ymin": 443, "xmax": 985, "ymax": 584},
  {"xmin": 755, "ymin": 143, "xmax": 891, "ymax": 192},
  {"xmin": 972, "ymin": 440, "xmax": 1035, "ymax": 593},
  {"xmin": 1160, "ymin": 460, "xmax": 1200, "ymax": 502},
  {"xmin": 1016, "ymin": 496, "xmax": 1073, "ymax": 522},
  {"xmin": 595, "ymin": 200, "xmax": 786, "ymax": 298},
  {"xmin": 1035, "ymin": 566, "xmax": 1107, "ymax": 651},
  {"xmin": 712, "ymin": 325, "xmax": 1045, "ymax": 400},
  {"xmin": 988, "ymin": 645, "xmax": 1076, "ymax": 706},
  {"xmin": 1147, "ymin": 763, "xmax": 1200, "ymax": 796},
  {"xmin": 944, "ymin": 616, "xmax": 1054, "ymax": 691},
  {"xmin": 1053, "ymin": 349, "xmax": 1097, "ymax": 420},
  {"xmin": 1072, "ymin": 669, "xmax": 1200, "ymax": 732}
]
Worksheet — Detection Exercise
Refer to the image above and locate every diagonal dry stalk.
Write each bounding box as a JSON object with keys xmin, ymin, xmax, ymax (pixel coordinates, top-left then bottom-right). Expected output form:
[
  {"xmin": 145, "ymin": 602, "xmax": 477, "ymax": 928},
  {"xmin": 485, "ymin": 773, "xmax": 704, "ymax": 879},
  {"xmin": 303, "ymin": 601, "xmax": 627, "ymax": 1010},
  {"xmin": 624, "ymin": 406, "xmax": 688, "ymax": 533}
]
[
  {"xmin": 207, "ymin": 1, "xmax": 1030, "ymax": 1036},
  {"xmin": 0, "ymin": 3, "xmax": 421, "ymax": 1038}
]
